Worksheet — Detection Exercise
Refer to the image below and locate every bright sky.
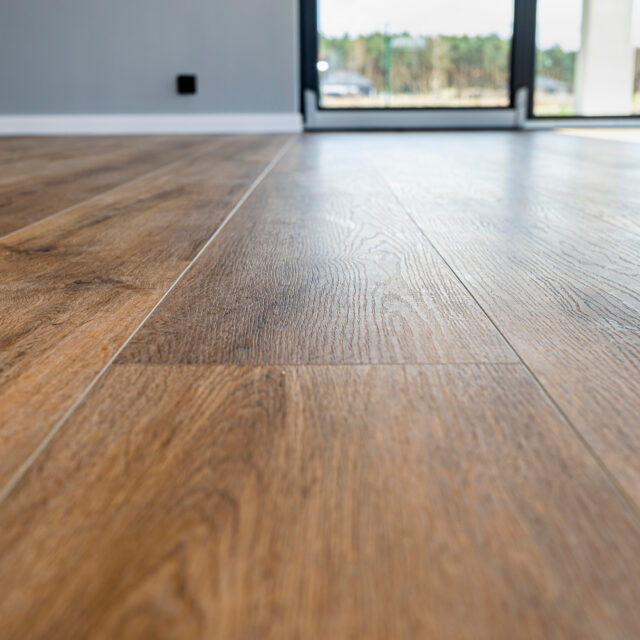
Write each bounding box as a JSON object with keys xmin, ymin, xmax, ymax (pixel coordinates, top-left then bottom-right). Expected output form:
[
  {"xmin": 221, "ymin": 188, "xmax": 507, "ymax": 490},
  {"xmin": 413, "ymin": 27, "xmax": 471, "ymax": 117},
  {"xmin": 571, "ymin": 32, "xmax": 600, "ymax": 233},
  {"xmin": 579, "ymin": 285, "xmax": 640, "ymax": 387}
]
[{"xmin": 319, "ymin": 0, "xmax": 640, "ymax": 50}]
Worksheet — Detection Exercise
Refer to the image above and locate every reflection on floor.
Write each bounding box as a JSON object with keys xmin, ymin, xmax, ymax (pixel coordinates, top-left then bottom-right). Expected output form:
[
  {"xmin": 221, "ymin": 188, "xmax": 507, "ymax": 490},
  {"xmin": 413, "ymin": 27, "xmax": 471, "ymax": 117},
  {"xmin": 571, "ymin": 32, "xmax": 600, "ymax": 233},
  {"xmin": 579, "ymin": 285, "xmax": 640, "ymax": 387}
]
[
  {"xmin": 0, "ymin": 131, "xmax": 639, "ymax": 639},
  {"xmin": 557, "ymin": 127, "xmax": 640, "ymax": 143}
]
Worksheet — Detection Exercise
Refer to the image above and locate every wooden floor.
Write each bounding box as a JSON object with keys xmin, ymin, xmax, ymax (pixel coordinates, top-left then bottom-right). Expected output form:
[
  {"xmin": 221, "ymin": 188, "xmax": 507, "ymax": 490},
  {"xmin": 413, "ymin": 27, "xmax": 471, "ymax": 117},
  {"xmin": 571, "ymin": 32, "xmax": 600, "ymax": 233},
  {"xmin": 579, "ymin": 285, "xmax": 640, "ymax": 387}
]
[{"xmin": 0, "ymin": 132, "xmax": 638, "ymax": 639}]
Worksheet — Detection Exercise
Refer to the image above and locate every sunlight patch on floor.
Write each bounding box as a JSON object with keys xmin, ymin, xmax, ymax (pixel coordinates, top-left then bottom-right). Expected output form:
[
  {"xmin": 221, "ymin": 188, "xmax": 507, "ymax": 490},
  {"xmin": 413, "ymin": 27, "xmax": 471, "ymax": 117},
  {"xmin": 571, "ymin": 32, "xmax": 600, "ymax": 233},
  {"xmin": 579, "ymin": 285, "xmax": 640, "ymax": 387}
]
[{"xmin": 555, "ymin": 128, "xmax": 640, "ymax": 144}]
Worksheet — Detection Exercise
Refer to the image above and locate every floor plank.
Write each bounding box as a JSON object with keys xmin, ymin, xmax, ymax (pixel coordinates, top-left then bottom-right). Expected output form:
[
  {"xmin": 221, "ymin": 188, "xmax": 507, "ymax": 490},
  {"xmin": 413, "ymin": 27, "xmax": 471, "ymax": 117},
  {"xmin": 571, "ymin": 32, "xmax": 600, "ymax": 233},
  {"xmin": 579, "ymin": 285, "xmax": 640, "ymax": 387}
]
[
  {"xmin": 508, "ymin": 133, "xmax": 640, "ymax": 235},
  {"xmin": 118, "ymin": 139, "xmax": 515, "ymax": 365},
  {"xmin": 0, "ymin": 135, "xmax": 219, "ymax": 237},
  {"xmin": 360, "ymin": 132, "xmax": 640, "ymax": 502},
  {"xmin": 0, "ymin": 135, "xmax": 289, "ymax": 486},
  {"xmin": 0, "ymin": 364, "xmax": 637, "ymax": 640},
  {"xmin": 1, "ymin": 132, "xmax": 638, "ymax": 639},
  {"xmin": 0, "ymin": 136, "xmax": 176, "ymax": 186}
]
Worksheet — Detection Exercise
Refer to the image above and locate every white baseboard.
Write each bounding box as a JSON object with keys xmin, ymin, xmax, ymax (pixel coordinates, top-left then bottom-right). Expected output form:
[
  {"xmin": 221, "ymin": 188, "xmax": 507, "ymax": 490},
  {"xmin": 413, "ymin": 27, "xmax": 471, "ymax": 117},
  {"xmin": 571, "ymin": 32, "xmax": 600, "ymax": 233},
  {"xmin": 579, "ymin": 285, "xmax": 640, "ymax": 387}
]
[{"xmin": 0, "ymin": 113, "xmax": 303, "ymax": 135}]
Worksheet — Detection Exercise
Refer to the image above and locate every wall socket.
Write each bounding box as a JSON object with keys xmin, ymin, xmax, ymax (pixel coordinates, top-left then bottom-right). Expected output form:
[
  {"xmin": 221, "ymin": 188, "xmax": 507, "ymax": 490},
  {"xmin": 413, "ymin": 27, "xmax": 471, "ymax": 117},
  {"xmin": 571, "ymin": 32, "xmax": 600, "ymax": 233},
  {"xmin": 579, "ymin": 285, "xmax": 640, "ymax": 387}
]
[{"xmin": 176, "ymin": 75, "xmax": 197, "ymax": 95}]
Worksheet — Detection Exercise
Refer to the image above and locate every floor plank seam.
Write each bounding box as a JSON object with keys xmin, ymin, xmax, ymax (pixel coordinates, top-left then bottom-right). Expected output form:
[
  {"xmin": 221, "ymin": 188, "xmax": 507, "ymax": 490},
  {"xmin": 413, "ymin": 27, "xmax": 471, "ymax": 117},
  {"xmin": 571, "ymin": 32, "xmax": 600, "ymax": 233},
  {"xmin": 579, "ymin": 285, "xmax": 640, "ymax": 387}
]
[
  {"xmin": 111, "ymin": 362, "xmax": 526, "ymax": 368},
  {"xmin": 380, "ymin": 171, "xmax": 640, "ymax": 521},
  {"xmin": 0, "ymin": 135, "xmax": 296, "ymax": 507},
  {"xmin": 0, "ymin": 140, "xmax": 226, "ymax": 243}
]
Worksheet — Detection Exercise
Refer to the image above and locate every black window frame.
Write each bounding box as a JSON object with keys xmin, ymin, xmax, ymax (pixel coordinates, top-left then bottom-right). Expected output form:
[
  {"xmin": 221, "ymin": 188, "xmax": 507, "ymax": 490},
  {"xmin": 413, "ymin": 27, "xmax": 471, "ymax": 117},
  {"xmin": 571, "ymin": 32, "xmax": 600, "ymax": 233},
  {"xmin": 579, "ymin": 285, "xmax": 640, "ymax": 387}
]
[{"xmin": 300, "ymin": 0, "xmax": 640, "ymax": 122}]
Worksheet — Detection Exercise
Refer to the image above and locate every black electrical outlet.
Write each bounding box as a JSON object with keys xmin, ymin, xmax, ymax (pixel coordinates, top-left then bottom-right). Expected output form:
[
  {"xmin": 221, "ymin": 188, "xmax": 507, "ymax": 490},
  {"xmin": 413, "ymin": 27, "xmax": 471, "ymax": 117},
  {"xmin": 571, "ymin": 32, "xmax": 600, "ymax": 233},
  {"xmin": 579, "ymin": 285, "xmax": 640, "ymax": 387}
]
[{"xmin": 177, "ymin": 74, "xmax": 197, "ymax": 95}]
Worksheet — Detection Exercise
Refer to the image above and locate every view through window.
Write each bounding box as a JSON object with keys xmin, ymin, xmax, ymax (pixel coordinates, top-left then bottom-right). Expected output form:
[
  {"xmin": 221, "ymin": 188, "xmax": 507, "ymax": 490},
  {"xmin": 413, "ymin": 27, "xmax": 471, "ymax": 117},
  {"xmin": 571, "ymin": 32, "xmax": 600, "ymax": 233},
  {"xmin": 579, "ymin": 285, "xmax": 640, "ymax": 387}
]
[
  {"xmin": 317, "ymin": 0, "xmax": 515, "ymax": 109},
  {"xmin": 535, "ymin": 0, "xmax": 640, "ymax": 116}
]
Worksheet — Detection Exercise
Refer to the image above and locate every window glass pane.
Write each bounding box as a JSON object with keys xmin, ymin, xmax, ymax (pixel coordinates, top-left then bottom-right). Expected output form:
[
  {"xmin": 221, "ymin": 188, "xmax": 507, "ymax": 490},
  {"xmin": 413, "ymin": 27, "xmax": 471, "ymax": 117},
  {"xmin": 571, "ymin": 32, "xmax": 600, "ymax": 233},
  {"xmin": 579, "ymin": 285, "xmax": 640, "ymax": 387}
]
[
  {"xmin": 317, "ymin": 0, "xmax": 514, "ymax": 109},
  {"xmin": 535, "ymin": 0, "xmax": 640, "ymax": 116}
]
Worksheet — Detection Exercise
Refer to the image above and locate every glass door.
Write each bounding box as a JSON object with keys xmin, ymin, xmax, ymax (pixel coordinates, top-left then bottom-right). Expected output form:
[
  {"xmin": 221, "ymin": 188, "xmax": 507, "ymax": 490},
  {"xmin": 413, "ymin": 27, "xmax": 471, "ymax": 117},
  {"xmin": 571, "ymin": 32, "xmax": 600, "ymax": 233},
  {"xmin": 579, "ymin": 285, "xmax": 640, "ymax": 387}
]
[
  {"xmin": 301, "ymin": 0, "xmax": 523, "ymax": 128},
  {"xmin": 301, "ymin": 0, "xmax": 640, "ymax": 129},
  {"xmin": 533, "ymin": 0, "xmax": 640, "ymax": 119},
  {"xmin": 317, "ymin": 0, "xmax": 515, "ymax": 110}
]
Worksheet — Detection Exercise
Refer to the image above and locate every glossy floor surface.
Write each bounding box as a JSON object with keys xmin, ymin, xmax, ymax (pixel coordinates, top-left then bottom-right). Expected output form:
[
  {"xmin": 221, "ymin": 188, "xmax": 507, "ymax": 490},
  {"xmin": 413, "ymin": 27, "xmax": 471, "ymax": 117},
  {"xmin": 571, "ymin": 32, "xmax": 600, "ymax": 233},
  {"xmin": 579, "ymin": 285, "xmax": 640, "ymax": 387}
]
[{"xmin": 0, "ymin": 132, "xmax": 639, "ymax": 639}]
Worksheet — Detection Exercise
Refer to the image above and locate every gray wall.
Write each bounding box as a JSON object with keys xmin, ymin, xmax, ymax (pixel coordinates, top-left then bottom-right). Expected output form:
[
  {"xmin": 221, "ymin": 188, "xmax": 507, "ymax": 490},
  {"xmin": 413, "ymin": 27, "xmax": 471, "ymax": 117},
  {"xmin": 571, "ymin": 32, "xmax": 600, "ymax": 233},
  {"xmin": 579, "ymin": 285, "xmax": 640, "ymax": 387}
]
[{"xmin": 0, "ymin": 0, "xmax": 299, "ymax": 114}]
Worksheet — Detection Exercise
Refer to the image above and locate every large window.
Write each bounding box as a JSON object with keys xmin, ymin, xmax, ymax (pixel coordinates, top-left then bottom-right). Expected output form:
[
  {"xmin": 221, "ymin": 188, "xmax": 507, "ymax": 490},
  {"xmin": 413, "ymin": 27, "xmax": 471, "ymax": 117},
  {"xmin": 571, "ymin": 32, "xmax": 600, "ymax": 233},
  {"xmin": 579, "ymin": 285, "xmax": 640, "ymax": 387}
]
[
  {"xmin": 317, "ymin": 0, "xmax": 515, "ymax": 109},
  {"xmin": 302, "ymin": 0, "xmax": 640, "ymax": 125}
]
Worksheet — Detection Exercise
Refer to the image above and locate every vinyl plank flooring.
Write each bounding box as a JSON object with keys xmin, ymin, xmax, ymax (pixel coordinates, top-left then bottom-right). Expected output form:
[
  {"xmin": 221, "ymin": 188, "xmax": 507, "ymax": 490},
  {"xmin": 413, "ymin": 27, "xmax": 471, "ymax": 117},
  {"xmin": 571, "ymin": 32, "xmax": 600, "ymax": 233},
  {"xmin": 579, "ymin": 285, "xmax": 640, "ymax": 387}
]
[
  {"xmin": 0, "ymin": 364, "xmax": 638, "ymax": 640},
  {"xmin": 118, "ymin": 139, "xmax": 515, "ymax": 366},
  {"xmin": 502, "ymin": 133, "xmax": 640, "ymax": 236},
  {"xmin": 350, "ymin": 131, "xmax": 640, "ymax": 236},
  {"xmin": 361, "ymin": 132, "xmax": 640, "ymax": 503},
  {"xmin": 0, "ymin": 136, "xmax": 171, "ymax": 186},
  {"xmin": 0, "ymin": 134, "xmax": 289, "ymax": 486},
  {"xmin": 0, "ymin": 135, "xmax": 220, "ymax": 237}
]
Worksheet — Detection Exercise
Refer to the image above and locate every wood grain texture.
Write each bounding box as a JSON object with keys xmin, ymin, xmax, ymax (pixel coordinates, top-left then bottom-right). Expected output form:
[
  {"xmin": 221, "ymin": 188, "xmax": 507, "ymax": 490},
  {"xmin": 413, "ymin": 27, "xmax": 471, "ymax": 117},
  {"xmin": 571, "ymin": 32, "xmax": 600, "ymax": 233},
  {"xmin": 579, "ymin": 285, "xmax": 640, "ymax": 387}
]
[
  {"xmin": 497, "ymin": 132, "xmax": 640, "ymax": 236},
  {"xmin": 1, "ymin": 131, "xmax": 639, "ymax": 640},
  {"xmin": 0, "ymin": 135, "xmax": 220, "ymax": 237},
  {"xmin": 0, "ymin": 364, "xmax": 638, "ymax": 640},
  {"xmin": 0, "ymin": 135, "xmax": 289, "ymax": 486},
  {"xmin": 362, "ymin": 132, "xmax": 640, "ymax": 503},
  {"xmin": 0, "ymin": 136, "xmax": 173, "ymax": 187},
  {"xmin": 119, "ymin": 138, "xmax": 515, "ymax": 365}
]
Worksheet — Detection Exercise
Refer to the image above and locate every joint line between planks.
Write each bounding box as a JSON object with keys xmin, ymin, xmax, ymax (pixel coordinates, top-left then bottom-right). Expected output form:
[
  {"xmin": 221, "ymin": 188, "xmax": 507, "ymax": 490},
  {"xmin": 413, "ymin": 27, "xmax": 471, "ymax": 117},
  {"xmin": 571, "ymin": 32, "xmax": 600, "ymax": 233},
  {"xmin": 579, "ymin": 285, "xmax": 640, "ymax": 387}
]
[
  {"xmin": 0, "ymin": 137, "xmax": 230, "ymax": 243},
  {"xmin": 378, "ymin": 168, "xmax": 640, "ymax": 522},
  {"xmin": 0, "ymin": 135, "xmax": 297, "ymax": 507}
]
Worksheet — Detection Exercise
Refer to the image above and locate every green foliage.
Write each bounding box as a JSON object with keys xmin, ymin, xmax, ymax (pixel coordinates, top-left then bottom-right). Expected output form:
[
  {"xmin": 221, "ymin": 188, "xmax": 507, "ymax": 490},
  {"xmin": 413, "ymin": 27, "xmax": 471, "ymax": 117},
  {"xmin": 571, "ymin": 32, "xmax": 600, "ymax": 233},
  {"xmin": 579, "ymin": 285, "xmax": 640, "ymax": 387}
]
[
  {"xmin": 536, "ymin": 46, "xmax": 576, "ymax": 89},
  {"xmin": 320, "ymin": 32, "xmax": 575, "ymax": 94}
]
